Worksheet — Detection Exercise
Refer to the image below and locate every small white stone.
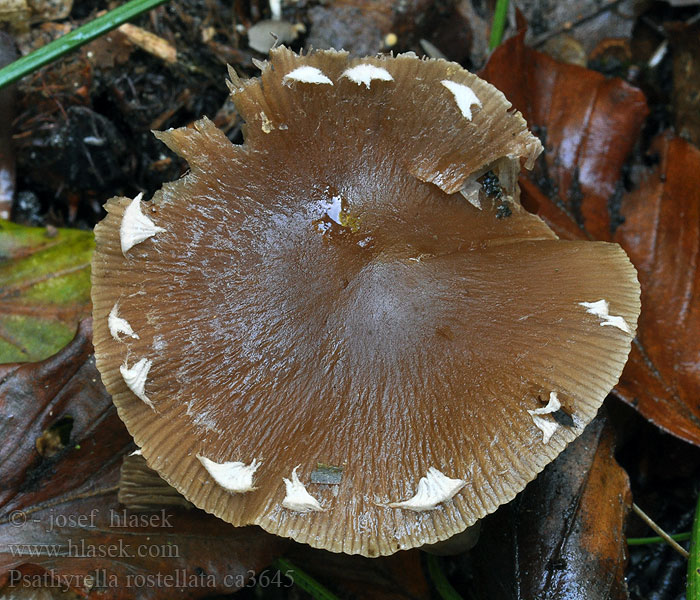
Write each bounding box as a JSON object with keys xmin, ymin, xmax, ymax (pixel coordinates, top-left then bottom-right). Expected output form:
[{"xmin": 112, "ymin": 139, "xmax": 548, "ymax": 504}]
[
  {"xmin": 441, "ymin": 80, "xmax": 482, "ymax": 120},
  {"xmin": 129, "ymin": 448, "xmax": 142, "ymax": 456},
  {"xmin": 388, "ymin": 467, "xmax": 466, "ymax": 511},
  {"xmin": 108, "ymin": 303, "xmax": 139, "ymax": 342},
  {"xmin": 282, "ymin": 467, "xmax": 324, "ymax": 512},
  {"xmin": 198, "ymin": 455, "xmax": 260, "ymax": 493},
  {"xmin": 120, "ymin": 358, "xmax": 153, "ymax": 409},
  {"xmin": 120, "ymin": 193, "xmax": 165, "ymax": 256},
  {"xmin": 341, "ymin": 64, "xmax": 393, "ymax": 88},
  {"xmin": 283, "ymin": 66, "xmax": 333, "ymax": 85},
  {"xmin": 528, "ymin": 391, "xmax": 561, "ymax": 444},
  {"xmin": 579, "ymin": 299, "xmax": 631, "ymax": 333}
]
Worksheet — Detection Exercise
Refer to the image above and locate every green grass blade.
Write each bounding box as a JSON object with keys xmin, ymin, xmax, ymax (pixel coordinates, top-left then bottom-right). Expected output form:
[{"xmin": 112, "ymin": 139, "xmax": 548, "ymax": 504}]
[
  {"xmin": 627, "ymin": 532, "xmax": 691, "ymax": 546},
  {"xmin": 426, "ymin": 554, "xmax": 464, "ymax": 600},
  {"xmin": 272, "ymin": 558, "xmax": 340, "ymax": 600},
  {"xmin": 488, "ymin": 0, "xmax": 510, "ymax": 51},
  {"xmin": 688, "ymin": 494, "xmax": 700, "ymax": 600},
  {"xmin": 0, "ymin": 0, "xmax": 171, "ymax": 90}
]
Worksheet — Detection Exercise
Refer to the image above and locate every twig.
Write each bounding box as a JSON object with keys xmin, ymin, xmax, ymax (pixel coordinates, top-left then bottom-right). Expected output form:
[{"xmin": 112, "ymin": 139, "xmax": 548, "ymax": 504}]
[
  {"xmin": 118, "ymin": 23, "xmax": 177, "ymax": 63},
  {"xmin": 531, "ymin": 0, "xmax": 626, "ymax": 48},
  {"xmin": 632, "ymin": 503, "xmax": 689, "ymax": 559}
]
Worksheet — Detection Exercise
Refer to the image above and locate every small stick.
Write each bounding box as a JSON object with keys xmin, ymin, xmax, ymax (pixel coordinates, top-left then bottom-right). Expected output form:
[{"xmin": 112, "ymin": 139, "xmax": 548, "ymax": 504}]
[
  {"xmin": 632, "ymin": 503, "xmax": 689, "ymax": 559},
  {"xmin": 118, "ymin": 23, "xmax": 176, "ymax": 64}
]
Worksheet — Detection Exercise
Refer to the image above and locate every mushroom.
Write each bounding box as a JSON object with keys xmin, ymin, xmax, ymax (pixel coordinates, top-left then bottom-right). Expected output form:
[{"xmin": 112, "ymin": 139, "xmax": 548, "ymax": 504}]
[{"xmin": 91, "ymin": 48, "xmax": 640, "ymax": 557}]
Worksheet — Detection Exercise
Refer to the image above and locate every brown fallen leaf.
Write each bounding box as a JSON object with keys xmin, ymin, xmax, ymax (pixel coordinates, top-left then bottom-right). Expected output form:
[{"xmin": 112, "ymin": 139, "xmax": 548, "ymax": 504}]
[
  {"xmin": 482, "ymin": 31, "xmax": 649, "ymax": 242},
  {"xmin": 0, "ymin": 320, "xmax": 285, "ymax": 599},
  {"xmin": 482, "ymin": 33, "xmax": 700, "ymax": 446},
  {"xmin": 614, "ymin": 134, "xmax": 700, "ymax": 445},
  {"xmin": 468, "ymin": 412, "xmax": 631, "ymax": 600}
]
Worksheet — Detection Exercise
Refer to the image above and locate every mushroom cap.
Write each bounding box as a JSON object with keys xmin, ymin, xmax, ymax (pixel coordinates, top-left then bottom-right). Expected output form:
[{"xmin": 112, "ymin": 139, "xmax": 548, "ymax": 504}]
[{"xmin": 92, "ymin": 48, "xmax": 640, "ymax": 557}]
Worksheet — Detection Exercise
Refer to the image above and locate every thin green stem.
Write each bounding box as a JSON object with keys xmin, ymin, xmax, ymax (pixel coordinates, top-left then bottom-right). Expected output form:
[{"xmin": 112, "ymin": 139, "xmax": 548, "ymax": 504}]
[
  {"xmin": 627, "ymin": 532, "xmax": 691, "ymax": 546},
  {"xmin": 272, "ymin": 558, "xmax": 340, "ymax": 600},
  {"xmin": 426, "ymin": 554, "xmax": 464, "ymax": 600},
  {"xmin": 488, "ymin": 0, "xmax": 510, "ymax": 51},
  {"xmin": 0, "ymin": 0, "xmax": 171, "ymax": 90},
  {"xmin": 688, "ymin": 494, "xmax": 700, "ymax": 600}
]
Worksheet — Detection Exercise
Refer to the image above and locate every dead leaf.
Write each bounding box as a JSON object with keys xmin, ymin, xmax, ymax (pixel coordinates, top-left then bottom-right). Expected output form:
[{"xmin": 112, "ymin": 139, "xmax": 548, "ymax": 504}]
[
  {"xmin": 468, "ymin": 412, "xmax": 631, "ymax": 600},
  {"xmin": 481, "ymin": 31, "xmax": 649, "ymax": 242},
  {"xmin": 614, "ymin": 134, "xmax": 700, "ymax": 445},
  {"xmin": 482, "ymin": 33, "xmax": 700, "ymax": 446},
  {"xmin": 0, "ymin": 320, "xmax": 285, "ymax": 599},
  {"xmin": 0, "ymin": 220, "xmax": 93, "ymax": 363}
]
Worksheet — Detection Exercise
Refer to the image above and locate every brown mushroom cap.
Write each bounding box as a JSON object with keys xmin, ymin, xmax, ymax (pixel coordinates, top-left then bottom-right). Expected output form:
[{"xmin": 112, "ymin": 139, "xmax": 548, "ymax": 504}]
[{"xmin": 92, "ymin": 48, "xmax": 640, "ymax": 557}]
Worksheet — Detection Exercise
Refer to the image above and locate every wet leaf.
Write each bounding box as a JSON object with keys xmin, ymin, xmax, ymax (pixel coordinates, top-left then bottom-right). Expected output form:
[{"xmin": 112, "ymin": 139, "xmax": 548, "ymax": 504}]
[
  {"xmin": 614, "ymin": 134, "xmax": 700, "ymax": 445},
  {"xmin": 469, "ymin": 413, "xmax": 631, "ymax": 600},
  {"xmin": 482, "ymin": 31, "xmax": 649, "ymax": 242},
  {"xmin": 483, "ymin": 34, "xmax": 700, "ymax": 446},
  {"xmin": 0, "ymin": 320, "xmax": 285, "ymax": 599},
  {"xmin": 0, "ymin": 220, "xmax": 93, "ymax": 363}
]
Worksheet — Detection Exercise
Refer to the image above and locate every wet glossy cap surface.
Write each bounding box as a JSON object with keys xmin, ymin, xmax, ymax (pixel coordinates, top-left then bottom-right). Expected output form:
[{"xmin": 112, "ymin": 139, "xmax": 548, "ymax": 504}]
[{"xmin": 92, "ymin": 48, "xmax": 640, "ymax": 556}]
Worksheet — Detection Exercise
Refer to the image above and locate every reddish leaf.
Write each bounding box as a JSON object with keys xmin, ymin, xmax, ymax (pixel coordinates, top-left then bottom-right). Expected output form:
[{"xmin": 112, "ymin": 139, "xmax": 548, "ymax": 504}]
[
  {"xmin": 0, "ymin": 320, "xmax": 284, "ymax": 599},
  {"xmin": 469, "ymin": 413, "xmax": 631, "ymax": 600},
  {"xmin": 614, "ymin": 135, "xmax": 700, "ymax": 445},
  {"xmin": 482, "ymin": 33, "xmax": 700, "ymax": 446},
  {"xmin": 482, "ymin": 32, "xmax": 649, "ymax": 242}
]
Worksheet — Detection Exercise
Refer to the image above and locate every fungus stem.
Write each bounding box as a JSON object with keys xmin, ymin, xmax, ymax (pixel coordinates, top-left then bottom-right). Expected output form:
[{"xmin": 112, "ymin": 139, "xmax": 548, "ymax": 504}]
[
  {"xmin": 0, "ymin": 0, "xmax": 171, "ymax": 90},
  {"xmin": 632, "ymin": 503, "xmax": 689, "ymax": 559},
  {"xmin": 688, "ymin": 494, "xmax": 700, "ymax": 599},
  {"xmin": 272, "ymin": 558, "xmax": 340, "ymax": 600},
  {"xmin": 425, "ymin": 554, "xmax": 464, "ymax": 600},
  {"xmin": 488, "ymin": 0, "xmax": 510, "ymax": 51}
]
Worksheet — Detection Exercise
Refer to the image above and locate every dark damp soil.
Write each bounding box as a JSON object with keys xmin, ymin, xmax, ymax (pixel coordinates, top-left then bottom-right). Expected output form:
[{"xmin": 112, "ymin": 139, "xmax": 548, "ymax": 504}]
[{"xmin": 6, "ymin": 0, "xmax": 696, "ymax": 233}]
